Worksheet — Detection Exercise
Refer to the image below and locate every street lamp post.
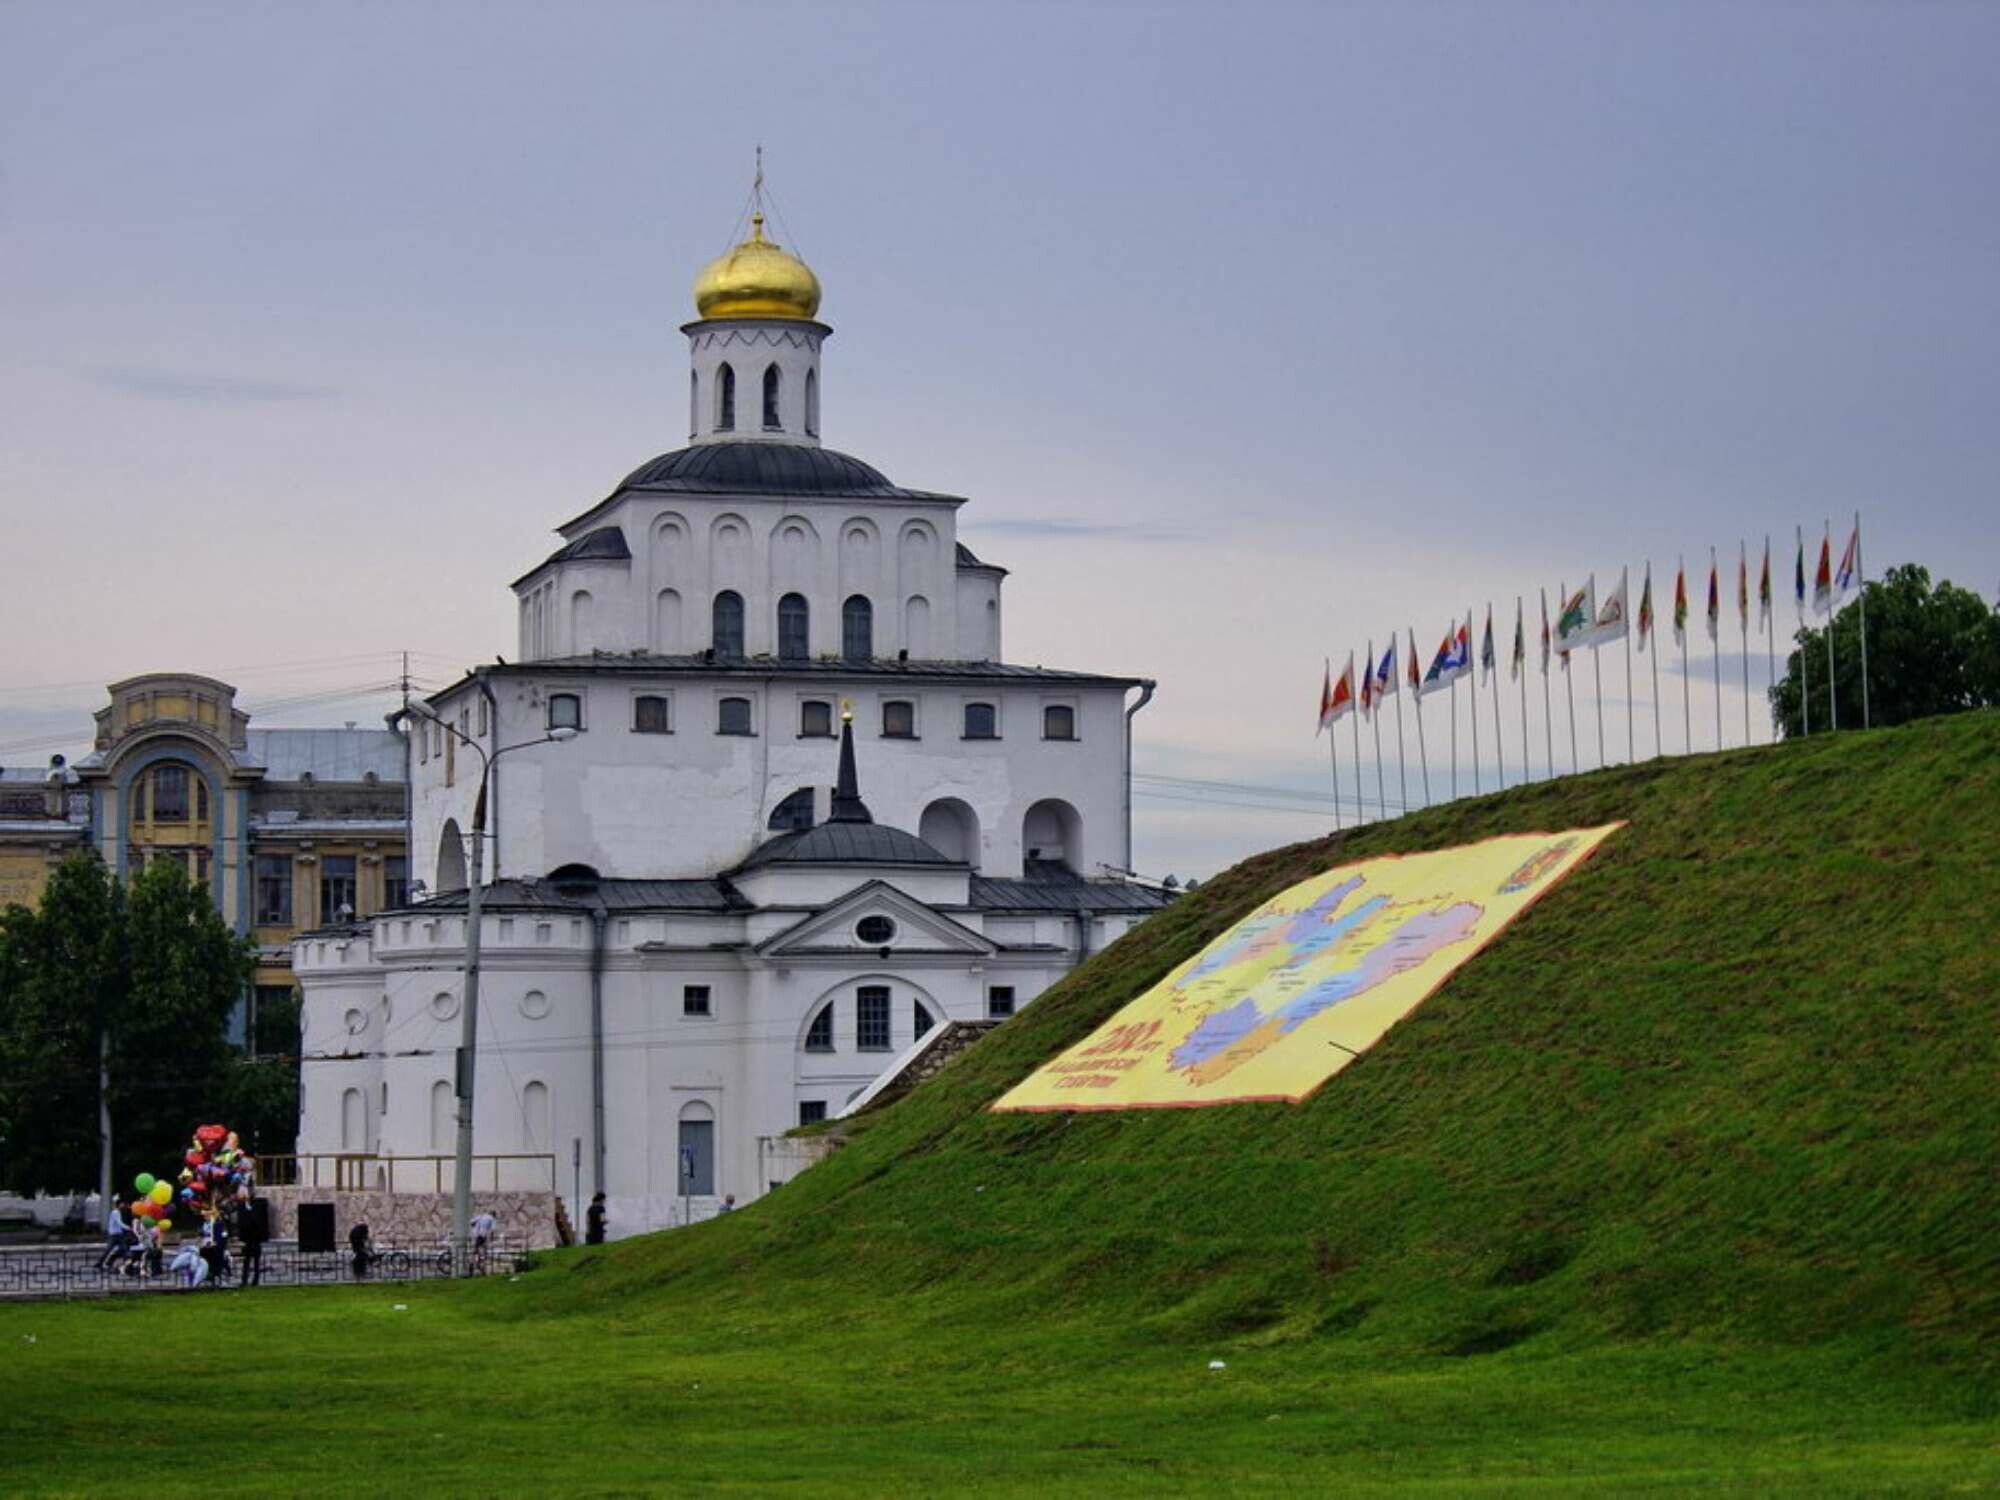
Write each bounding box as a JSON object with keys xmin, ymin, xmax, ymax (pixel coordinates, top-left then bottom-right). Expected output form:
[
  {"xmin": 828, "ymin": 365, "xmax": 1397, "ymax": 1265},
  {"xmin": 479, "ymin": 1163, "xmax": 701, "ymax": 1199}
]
[{"xmin": 409, "ymin": 697, "xmax": 575, "ymax": 1275}]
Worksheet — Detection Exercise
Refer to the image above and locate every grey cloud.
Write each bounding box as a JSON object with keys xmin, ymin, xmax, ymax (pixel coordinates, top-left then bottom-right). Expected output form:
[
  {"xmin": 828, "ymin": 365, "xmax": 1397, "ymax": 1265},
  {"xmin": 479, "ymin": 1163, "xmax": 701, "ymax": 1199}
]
[{"xmin": 86, "ymin": 367, "xmax": 341, "ymax": 404}]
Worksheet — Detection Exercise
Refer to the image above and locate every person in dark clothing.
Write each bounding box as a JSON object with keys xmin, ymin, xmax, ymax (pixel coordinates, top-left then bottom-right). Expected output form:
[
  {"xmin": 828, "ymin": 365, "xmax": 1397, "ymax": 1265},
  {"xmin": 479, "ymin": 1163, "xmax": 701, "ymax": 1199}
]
[
  {"xmin": 349, "ymin": 1221, "xmax": 373, "ymax": 1279},
  {"xmin": 200, "ymin": 1217, "xmax": 231, "ymax": 1288},
  {"xmin": 585, "ymin": 1193, "xmax": 607, "ymax": 1245},
  {"xmin": 238, "ymin": 1194, "xmax": 269, "ymax": 1286}
]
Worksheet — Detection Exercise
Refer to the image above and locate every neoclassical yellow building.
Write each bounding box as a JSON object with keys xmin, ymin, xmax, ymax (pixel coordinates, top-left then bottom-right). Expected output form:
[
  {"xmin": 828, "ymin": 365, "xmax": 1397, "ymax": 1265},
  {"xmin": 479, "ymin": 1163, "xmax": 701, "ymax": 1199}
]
[{"xmin": 0, "ymin": 674, "xmax": 407, "ymax": 1018}]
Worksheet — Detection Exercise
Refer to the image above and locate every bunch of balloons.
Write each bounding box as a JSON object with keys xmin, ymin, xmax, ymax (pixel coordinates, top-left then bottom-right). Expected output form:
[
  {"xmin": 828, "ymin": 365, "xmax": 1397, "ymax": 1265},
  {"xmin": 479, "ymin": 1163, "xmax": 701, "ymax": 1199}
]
[
  {"xmin": 176, "ymin": 1123, "xmax": 256, "ymax": 1218},
  {"xmin": 129, "ymin": 1171, "xmax": 174, "ymax": 1227}
]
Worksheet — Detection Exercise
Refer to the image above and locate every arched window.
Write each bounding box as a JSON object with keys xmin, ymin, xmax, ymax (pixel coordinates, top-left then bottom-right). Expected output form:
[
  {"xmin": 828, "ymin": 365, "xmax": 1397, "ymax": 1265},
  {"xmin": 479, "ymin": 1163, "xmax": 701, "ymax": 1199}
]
[
  {"xmin": 1022, "ymin": 798, "xmax": 1083, "ymax": 873},
  {"xmin": 340, "ymin": 1087, "xmax": 366, "ymax": 1152},
  {"xmin": 522, "ymin": 1080, "xmax": 550, "ymax": 1151},
  {"xmin": 715, "ymin": 362, "xmax": 735, "ymax": 431},
  {"xmin": 804, "ymin": 1004, "xmax": 834, "ymax": 1052},
  {"xmin": 768, "ymin": 787, "xmax": 815, "ymax": 831},
  {"xmin": 919, "ymin": 798, "xmax": 979, "ymax": 867},
  {"xmin": 547, "ymin": 693, "xmax": 582, "ymax": 731},
  {"xmin": 677, "ymin": 1102, "xmax": 715, "ymax": 1197},
  {"xmin": 429, "ymin": 1079, "xmax": 453, "ymax": 1151},
  {"xmin": 570, "ymin": 590, "xmax": 594, "ymax": 653},
  {"xmin": 633, "ymin": 695, "xmax": 670, "ymax": 733},
  {"xmin": 436, "ymin": 818, "xmax": 467, "ymax": 893},
  {"xmin": 841, "ymin": 595, "xmax": 873, "ymax": 662},
  {"xmin": 712, "ymin": 590, "xmax": 745, "ymax": 657},
  {"xmin": 1043, "ymin": 704, "xmax": 1077, "ymax": 741},
  {"xmin": 717, "ymin": 696, "xmax": 753, "ymax": 735},
  {"xmin": 777, "ymin": 592, "xmax": 810, "ymax": 660},
  {"xmin": 804, "ymin": 368, "xmax": 818, "ymax": 435},
  {"xmin": 762, "ymin": 363, "xmax": 782, "ymax": 430},
  {"xmin": 963, "ymin": 702, "xmax": 998, "ymax": 739},
  {"xmin": 914, "ymin": 1001, "xmax": 934, "ymax": 1041}
]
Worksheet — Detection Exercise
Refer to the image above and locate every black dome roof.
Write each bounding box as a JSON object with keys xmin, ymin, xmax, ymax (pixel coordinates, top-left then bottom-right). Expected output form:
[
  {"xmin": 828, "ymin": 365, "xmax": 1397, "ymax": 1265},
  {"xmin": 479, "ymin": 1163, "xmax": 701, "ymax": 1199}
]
[
  {"xmin": 731, "ymin": 822, "xmax": 959, "ymax": 872},
  {"xmin": 617, "ymin": 443, "xmax": 957, "ymax": 501}
]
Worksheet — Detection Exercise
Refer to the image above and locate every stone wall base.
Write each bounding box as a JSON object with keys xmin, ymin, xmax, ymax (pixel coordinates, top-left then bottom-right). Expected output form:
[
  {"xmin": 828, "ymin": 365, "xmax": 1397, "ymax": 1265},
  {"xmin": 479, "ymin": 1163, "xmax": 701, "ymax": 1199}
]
[{"xmin": 259, "ymin": 1187, "xmax": 558, "ymax": 1250}]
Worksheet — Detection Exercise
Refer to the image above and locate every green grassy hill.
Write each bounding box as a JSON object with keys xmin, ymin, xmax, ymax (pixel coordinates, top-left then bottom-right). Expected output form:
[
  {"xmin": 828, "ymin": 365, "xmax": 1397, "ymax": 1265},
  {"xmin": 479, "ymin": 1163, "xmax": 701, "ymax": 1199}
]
[
  {"xmin": 7, "ymin": 713, "xmax": 1998, "ymax": 1495},
  {"xmin": 548, "ymin": 710, "xmax": 1999, "ymax": 1375}
]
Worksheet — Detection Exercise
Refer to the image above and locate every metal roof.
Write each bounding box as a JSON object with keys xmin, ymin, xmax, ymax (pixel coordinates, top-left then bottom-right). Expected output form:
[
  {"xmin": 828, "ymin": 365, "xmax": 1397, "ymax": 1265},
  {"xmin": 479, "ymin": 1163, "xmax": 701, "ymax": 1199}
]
[
  {"xmin": 459, "ymin": 655, "xmax": 1146, "ymax": 690},
  {"xmin": 969, "ymin": 869, "xmax": 1178, "ymax": 914},
  {"xmin": 733, "ymin": 822, "xmax": 958, "ymax": 871},
  {"xmin": 244, "ymin": 729, "xmax": 405, "ymax": 783},
  {"xmin": 615, "ymin": 443, "xmax": 960, "ymax": 501},
  {"xmin": 408, "ymin": 877, "xmax": 749, "ymax": 914}
]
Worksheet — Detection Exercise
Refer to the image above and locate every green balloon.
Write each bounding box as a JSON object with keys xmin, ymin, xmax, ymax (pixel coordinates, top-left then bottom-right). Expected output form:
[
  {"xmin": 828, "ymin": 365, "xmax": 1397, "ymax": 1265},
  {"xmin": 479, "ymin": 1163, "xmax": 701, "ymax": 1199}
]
[{"xmin": 134, "ymin": 1173, "xmax": 156, "ymax": 1194}]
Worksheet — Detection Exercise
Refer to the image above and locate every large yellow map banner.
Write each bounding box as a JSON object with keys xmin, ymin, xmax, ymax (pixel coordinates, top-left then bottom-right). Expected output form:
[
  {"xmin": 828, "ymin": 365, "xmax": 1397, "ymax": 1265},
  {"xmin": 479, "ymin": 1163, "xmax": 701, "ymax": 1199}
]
[{"xmin": 992, "ymin": 825, "xmax": 1623, "ymax": 1113}]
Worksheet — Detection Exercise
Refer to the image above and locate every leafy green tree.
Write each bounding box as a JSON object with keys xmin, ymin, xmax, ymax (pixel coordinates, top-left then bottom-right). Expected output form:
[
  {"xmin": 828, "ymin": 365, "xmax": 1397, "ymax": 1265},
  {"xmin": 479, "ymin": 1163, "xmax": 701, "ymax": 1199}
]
[
  {"xmin": 1771, "ymin": 564, "xmax": 2000, "ymax": 737},
  {"xmin": 0, "ymin": 854, "xmax": 254, "ymax": 1198}
]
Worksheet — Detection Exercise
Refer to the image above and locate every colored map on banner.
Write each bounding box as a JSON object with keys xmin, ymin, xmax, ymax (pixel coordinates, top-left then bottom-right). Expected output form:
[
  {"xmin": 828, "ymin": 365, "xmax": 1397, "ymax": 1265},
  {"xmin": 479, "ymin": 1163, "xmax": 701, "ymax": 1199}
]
[{"xmin": 990, "ymin": 825, "xmax": 1622, "ymax": 1113}]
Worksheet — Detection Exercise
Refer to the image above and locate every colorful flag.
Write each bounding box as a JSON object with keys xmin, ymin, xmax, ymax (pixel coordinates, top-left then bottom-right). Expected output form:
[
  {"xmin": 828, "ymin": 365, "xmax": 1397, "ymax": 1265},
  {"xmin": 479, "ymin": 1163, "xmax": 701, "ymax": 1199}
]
[
  {"xmin": 1595, "ymin": 574, "xmax": 1629, "ymax": 642},
  {"xmin": 1359, "ymin": 640, "xmax": 1375, "ymax": 718},
  {"xmin": 1374, "ymin": 638, "xmax": 1398, "ymax": 700},
  {"xmin": 1480, "ymin": 606, "xmax": 1496, "ymax": 679},
  {"xmin": 1637, "ymin": 564, "xmax": 1654, "ymax": 653},
  {"xmin": 1555, "ymin": 580, "xmax": 1595, "ymax": 652},
  {"xmin": 1813, "ymin": 528, "xmax": 1833, "ymax": 613},
  {"xmin": 1737, "ymin": 544, "xmax": 1749, "ymax": 632},
  {"xmin": 1510, "ymin": 599, "xmax": 1525, "ymax": 681},
  {"xmin": 1420, "ymin": 623, "xmax": 1470, "ymax": 697},
  {"xmin": 1326, "ymin": 655, "xmax": 1356, "ymax": 725},
  {"xmin": 1407, "ymin": 628, "xmax": 1421, "ymax": 691},
  {"xmin": 1539, "ymin": 590, "xmax": 1552, "ymax": 674},
  {"xmin": 1705, "ymin": 555, "xmax": 1720, "ymax": 643},
  {"xmin": 1758, "ymin": 538, "xmax": 1772, "ymax": 629},
  {"xmin": 1794, "ymin": 528, "xmax": 1807, "ymax": 618},
  {"xmin": 1673, "ymin": 562, "xmax": 1689, "ymax": 647},
  {"xmin": 1317, "ymin": 661, "xmax": 1335, "ymax": 733},
  {"xmin": 1835, "ymin": 521, "xmax": 1860, "ymax": 595}
]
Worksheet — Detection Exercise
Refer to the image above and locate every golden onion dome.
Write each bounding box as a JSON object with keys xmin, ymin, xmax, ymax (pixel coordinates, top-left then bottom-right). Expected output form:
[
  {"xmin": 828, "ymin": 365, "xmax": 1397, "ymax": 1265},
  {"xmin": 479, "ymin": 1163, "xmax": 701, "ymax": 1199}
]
[{"xmin": 692, "ymin": 213, "xmax": 822, "ymax": 321}]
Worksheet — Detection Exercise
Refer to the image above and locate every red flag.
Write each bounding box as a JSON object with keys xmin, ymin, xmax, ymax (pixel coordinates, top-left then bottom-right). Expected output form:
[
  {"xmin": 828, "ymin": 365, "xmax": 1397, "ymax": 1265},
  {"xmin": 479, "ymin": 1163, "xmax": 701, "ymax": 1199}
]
[{"xmin": 1317, "ymin": 661, "xmax": 1335, "ymax": 734}]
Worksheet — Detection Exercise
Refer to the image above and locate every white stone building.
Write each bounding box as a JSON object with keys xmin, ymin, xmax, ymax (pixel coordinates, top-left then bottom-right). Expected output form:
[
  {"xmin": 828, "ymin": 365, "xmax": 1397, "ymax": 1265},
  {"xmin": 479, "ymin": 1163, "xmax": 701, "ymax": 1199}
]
[{"xmin": 294, "ymin": 206, "xmax": 1164, "ymax": 1234}]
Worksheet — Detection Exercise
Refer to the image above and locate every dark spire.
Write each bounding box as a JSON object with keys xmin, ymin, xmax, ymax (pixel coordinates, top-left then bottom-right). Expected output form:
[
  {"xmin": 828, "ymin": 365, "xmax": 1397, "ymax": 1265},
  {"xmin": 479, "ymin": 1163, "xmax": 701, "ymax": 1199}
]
[{"xmin": 828, "ymin": 701, "xmax": 873, "ymax": 824}]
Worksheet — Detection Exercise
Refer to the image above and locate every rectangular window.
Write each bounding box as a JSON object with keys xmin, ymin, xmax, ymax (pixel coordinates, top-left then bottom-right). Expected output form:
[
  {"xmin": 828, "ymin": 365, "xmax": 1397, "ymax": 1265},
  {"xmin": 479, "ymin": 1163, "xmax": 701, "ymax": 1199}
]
[
  {"xmin": 320, "ymin": 855, "xmax": 358, "ymax": 924},
  {"xmin": 384, "ymin": 855, "xmax": 409, "ymax": 909},
  {"xmin": 477, "ymin": 697, "xmax": 489, "ymax": 736},
  {"xmin": 963, "ymin": 702, "xmax": 998, "ymax": 740},
  {"xmin": 856, "ymin": 985, "xmax": 891, "ymax": 1051},
  {"xmin": 151, "ymin": 765, "xmax": 189, "ymax": 822},
  {"xmin": 254, "ymin": 855, "xmax": 293, "ymax": 926},
  {"xmin": 548, "ymin": 693, "xmax": 582, "ymax": 731},
  {"xmin": 633, "ymin": 695, "xmax": 671, "ymax": 733},
  {"xmin": 683, "ymin": 984, "xmax": 712, "ymax": 1018},
  {"xmin": 717, "ymin": 697, "xmax": 753, "ymax": 735},
  {"xmin": 797, "ymin": 1100, "xmax": 827, "ymax": 1126},
  {"xmin": 444, "ymin": 728, "xmax": 455, "ymax": 787},
  {"xmin": 799, "ymin": 699, "xmax": 833, "ymax": 737},
  {"xmin": 1043, "ymin": 704, "xmax": 1077, "ymax": 741},
  {"xmin": 881, "ymin": 700, "xmax": 916, "ymax": 739},
  {"xmin": 988, "ymin": 985, "xmax": 1016, "ymax": 1019}
]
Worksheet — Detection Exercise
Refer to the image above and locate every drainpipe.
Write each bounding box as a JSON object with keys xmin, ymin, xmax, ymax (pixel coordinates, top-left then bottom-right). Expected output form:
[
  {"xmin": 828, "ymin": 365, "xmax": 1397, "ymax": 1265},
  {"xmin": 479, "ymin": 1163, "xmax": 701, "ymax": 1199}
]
[
  {"xmin": 1122, "ymin": 680, "xmax": 1157, "ymax": 874},
  {"xmin": 588, "ymin": 902, "xmax": 607, "ymax": 1197},
  {"xmin": 1074, "ymin": 907, "xmax": 1093, "ymax": 965}
]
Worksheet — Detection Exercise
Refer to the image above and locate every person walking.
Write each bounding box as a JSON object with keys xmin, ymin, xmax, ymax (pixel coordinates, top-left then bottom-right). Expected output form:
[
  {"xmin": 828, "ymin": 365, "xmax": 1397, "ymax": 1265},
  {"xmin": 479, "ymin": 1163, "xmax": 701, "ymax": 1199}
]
[
  {"xmin": 349, "ymin": 1221, "xmax": 373, "ymax": 1279},
  {"xmin": 238, "ymin": 1192, "xmax": 269, "ymax": 1287},
  {"xmin": 469, "ymin": 1209, "xmax": 497, "ymax": 1272},
  {"xmin": 585, "ymin": 1192, "xmax": 606, "ymax": 1245},
  {"xmin": 95, "ymin": 1200, "xmax": 131, "ymax": 1273}
]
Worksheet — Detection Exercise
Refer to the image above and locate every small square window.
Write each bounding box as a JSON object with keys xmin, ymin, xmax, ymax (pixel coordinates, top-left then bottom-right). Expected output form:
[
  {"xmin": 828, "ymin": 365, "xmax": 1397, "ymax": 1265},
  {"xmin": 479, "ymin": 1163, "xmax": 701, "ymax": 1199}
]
[
  {"xmin": 717, "ymin": 696, "xmax": 753, "ymax": 735},
  {"xmin": 881, "ymin": 700, "xmax": 916, "ymax": 739},
  {"xmin": 963, "ymin": 702, "xmax": 998, "ymax": 739},
  {"xmin": 683, "ymin": 984, "xmax": 712, "ymax": 1018},
  {"xmin": 800, "ymin": 700, "xmax": 833, "ymax": 737},
  {"xmin": 548, "ymin": 693, "xmax": 582, "ymax": 731},
  {"xmin": 798, "ymin": 1100, "xmax": 827, "ymax": 1126},
  {"xmin": 1043, "ymin": 704, "xmax": 1077, "ymax": 741},
  {"xmin": 633, "ymin": 695, "xmax": 671, "ymax": 733},
  {"xmin": 988, "ymin": 986, "xmax": 1016, "ymax": 1019}
]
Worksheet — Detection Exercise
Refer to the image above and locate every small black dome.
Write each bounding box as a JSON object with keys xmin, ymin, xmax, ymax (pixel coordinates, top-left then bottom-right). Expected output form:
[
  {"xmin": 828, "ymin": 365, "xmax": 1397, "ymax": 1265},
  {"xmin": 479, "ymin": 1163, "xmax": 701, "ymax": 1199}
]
[
  {"xmin": 732, "ymin": 823, "xmax": 959, "ymax": 872},
  {"xmin": 615, "ymin": 443, "xmax": 956, "ymax": 501}
]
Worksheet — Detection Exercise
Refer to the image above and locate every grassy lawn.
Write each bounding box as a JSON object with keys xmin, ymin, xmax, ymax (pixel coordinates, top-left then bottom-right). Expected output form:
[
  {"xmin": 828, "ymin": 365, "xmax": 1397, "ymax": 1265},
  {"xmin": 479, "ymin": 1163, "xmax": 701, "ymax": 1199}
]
[
  {"xmin": 5, "ymin": 714, "xmax": 1998, "ymax": 1494},
  {"xmin": 3, "ymin": 1274, "xmax": 1995, "ymax": 1495}
]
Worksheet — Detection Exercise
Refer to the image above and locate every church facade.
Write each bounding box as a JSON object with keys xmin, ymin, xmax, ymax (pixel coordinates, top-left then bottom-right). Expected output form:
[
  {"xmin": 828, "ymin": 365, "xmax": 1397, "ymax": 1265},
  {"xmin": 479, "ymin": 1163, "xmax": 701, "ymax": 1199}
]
[{"xmin": 293, "ymin": 207, "xmax": 1165, "ymax": 1233}]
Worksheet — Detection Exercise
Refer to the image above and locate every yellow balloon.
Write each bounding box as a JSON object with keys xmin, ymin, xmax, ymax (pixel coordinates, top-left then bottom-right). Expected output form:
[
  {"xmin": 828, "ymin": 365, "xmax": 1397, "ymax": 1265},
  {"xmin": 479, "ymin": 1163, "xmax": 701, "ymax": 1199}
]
[{"xmin": 149, "ymin": 1181, "xmax": 172, "ymax": 1205}]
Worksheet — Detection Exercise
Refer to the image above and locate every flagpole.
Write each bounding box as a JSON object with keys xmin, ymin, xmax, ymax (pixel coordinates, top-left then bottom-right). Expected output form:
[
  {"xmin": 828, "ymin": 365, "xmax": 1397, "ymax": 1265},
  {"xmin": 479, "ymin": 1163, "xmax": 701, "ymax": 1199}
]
[
  {"xmin": 1678, "ymin": 556, "xmax": 1691, "ymax": 754},
  {"xmin": 1540, "ymin": 589, "xmax": 1554, "ymax": 780},
  {"xmin": 1559, "ymin": 580, "xmax": 1578, "ymax": 775},
  {"xmin": 1449, "ymin": 669, "xmax": 1459, "ymax": 802},
  {"xmin": 1855, "ymin": 511, "xmax": 1871, "ymax": 730},
  {"xmin": 1488, "ymin": 609, "xmax": 1505, "ymax": 791},
  {"xmin": 1796, "ymin": 528, "xmax": 1810, "ymax": 738},
  {"xmin": 1622, "ymin": 565, "xmax": 1634, "ymax": 765},
  {"xmin": 1647, "ymin": 562, "xmax": 1661, "ymax": 759},
  {"xmin": 1710, "ymin": 547, "xmax": 1723, "ymax": 750},
  {"xmin": 1392, "ymin": 660, "xmax": 1409, "ymax": 818},
  {"xmin": 1739, "ymin": 543, "xmax": 1751, "ymax": 747},
  {"xmin": 1348, "ymin": 651, "xmax": 1364, "ymax": 823},
  {"xmin": 1764, "ymin": 534, "xmax": 1776, "ymax": 743},
  {"xmin": 1369, "ymin": 653, "xmax": 1387, "ymax": 820},
  {"xmin": 1410, "ymin": 630, "xmax": 1431, "ymax": 807},
  {"xmin": 1516, "ymin": 598, "xmax": 1529, "ymax": 782},
  {"xmin": 1823, "ymin": 521, "xmax": 1837, "ymax": 732},
  {"xmin": 1326, "ymin": 715, "xmax": 1342, "ymax": 832}
]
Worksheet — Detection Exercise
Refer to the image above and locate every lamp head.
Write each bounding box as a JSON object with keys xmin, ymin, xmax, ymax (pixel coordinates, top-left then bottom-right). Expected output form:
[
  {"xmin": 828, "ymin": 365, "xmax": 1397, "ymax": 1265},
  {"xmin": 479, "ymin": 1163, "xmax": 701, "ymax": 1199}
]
[{"xmin": 546, "ymin": 727, "xmax": 580, "ymax": 743}]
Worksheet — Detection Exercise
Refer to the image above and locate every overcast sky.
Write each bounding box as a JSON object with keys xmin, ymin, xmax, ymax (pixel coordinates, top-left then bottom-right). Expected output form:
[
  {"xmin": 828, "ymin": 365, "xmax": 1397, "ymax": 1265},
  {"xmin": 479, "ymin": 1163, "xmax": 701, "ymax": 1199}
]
[{"xmin": 3, "ymin": 2, "xmax": 1995, "ymax": 877}]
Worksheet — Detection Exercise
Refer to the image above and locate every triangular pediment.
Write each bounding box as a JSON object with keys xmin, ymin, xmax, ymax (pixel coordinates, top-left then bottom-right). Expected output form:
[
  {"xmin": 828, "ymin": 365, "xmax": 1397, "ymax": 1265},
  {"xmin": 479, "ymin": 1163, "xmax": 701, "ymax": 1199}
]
[{"xmin": 756, "ymin": 879, "xmax": 995, "ymax": 958}]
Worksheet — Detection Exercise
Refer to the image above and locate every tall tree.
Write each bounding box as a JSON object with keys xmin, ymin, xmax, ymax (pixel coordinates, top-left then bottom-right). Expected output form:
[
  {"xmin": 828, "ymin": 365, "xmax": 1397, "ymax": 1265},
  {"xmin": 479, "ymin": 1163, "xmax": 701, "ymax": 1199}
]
[
  {"xmin": 1771, "ymin": 564, "xmax": 2000, "ymax": 736},
  {"xmin": 0, "ymin": 854, "xmax": 254, "ymax": 1198}
]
